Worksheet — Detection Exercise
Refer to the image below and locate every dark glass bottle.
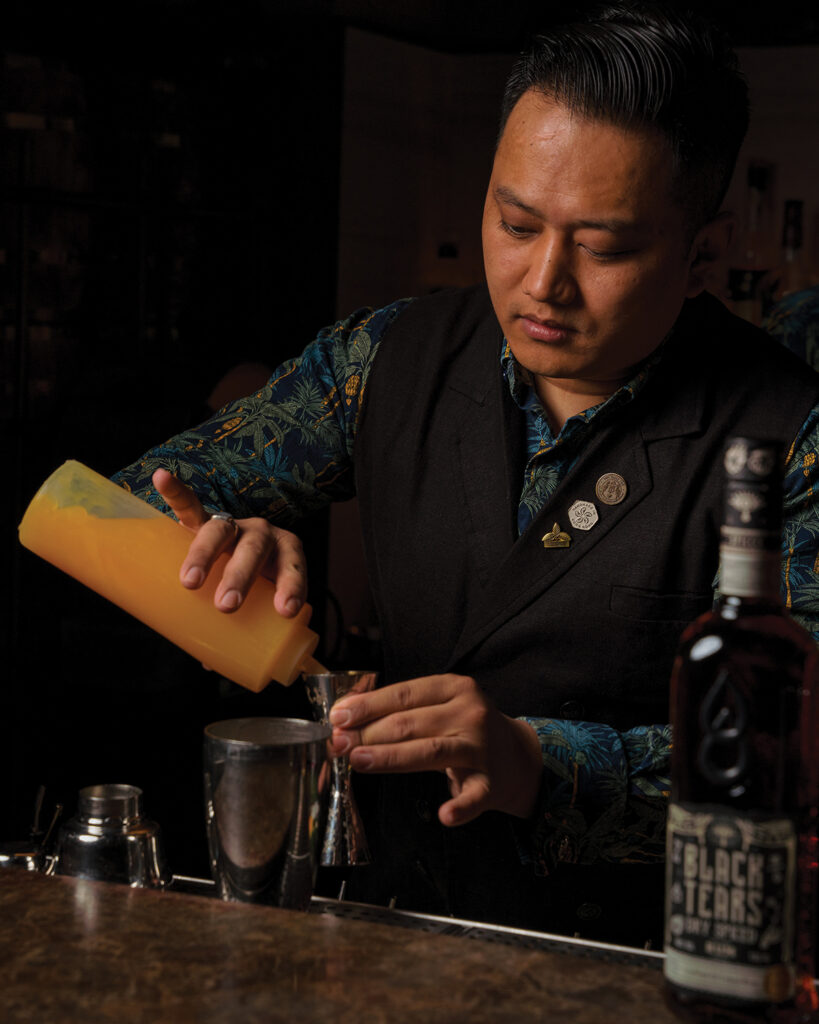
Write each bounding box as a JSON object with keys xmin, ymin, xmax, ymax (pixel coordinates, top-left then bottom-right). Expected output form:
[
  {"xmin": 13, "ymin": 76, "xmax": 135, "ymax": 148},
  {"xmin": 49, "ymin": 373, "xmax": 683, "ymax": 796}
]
[
  {"xmin": 728, "ymin": 162, "xmax": 775, "ymax": 326},
  {"xmin": 664, "ymin": 438, "xmax": 819, "ymax": 1023},
  {"xmin": 776, "ymin": 200, "xmax": 809, "ymax": 302}
]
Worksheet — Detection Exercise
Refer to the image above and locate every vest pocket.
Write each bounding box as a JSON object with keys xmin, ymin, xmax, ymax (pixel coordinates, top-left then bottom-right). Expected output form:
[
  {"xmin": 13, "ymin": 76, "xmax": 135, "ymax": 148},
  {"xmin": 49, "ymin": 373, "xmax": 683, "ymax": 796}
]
[{"xmin": 609, "ymin": 585, "xmax": 711, "ymax": 623}]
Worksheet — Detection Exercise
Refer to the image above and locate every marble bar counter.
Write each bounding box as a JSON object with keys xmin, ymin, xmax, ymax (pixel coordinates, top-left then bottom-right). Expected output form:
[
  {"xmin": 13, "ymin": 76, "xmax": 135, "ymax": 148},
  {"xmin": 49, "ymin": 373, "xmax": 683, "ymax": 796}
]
[{"xmin": 1, "ymin": 869, "xmax": 679, "ymax": 1023}]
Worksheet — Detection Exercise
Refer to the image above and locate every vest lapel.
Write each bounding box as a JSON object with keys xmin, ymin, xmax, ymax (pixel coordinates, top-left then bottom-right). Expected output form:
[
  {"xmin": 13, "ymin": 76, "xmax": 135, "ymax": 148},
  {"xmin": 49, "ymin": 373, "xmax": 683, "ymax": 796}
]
[{"xmin": 449, "ymin": 372, "xmax": 525, "ymax": 589}]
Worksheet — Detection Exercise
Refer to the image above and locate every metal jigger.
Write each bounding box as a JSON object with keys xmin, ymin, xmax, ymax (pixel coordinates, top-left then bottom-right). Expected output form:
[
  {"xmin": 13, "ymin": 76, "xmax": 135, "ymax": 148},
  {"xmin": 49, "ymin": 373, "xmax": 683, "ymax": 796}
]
[{"xmin": 303, "ymin": 670, "xmax": 377, "ymax": 866}]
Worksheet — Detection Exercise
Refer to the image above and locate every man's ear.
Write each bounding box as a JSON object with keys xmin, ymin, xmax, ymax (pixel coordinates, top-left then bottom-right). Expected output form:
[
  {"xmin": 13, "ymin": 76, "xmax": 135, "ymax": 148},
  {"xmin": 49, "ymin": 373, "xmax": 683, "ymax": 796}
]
[{"xmin": 686, "ymin": 211, "xmax": 735, "ymax": 297}]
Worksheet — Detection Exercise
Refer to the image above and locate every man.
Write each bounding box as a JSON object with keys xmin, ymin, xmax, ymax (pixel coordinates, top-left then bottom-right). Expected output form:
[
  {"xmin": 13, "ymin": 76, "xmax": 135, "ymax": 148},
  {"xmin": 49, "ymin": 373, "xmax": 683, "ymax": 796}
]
[{"xmin": 114, "ymin": 2, "xmax": 819, "ymax": 945}]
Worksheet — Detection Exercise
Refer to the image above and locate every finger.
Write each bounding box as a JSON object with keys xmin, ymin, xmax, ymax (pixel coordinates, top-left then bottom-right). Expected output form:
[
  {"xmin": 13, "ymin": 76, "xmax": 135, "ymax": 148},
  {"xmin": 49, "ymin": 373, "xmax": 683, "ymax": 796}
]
[
  {"xmin": 210, "ymin": 523, "xmax": 307, "ymax": 616},
  {"xmin": 438, "ymin": 773, "xmax": 491, "ymax": 827},
  {"xmin": 179, "ymin": 516, "xmax": 244, "ymax": 600},
  {"xmin": 328, "ymin": 731, "xmax": 352, "ymax": 757},
  {"xmin": 152, "ymin": 469, "xmax": 209, "ymax": 529},
  {"xmin": 208, "ymin": 523, "xmax": 273, "ymax": 611},
  {"xmin": 331, "ymin": 700, "xmax": 465, "ymax": 753},
  {"xmin": 263, "ymin": 529, "xmax": 308, "ymax": 618},
  {"xmin": 151, "ymin": 469, "xmax": 241, "ymax": 596},
  {"xmin": 347, "ymin": 735, "xmax": 473, "ymax": 775},
  {"xmin": 329, "ymin": 675, "xmax": 463, "ymax": 728}
]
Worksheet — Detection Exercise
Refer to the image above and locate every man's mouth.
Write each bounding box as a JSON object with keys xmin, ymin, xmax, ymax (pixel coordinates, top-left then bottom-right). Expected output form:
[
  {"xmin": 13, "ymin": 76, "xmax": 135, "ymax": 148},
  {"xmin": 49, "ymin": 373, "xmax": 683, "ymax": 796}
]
[{"xmin": 517, "ymin": 314, "xmax": 577, "ymax": 343}]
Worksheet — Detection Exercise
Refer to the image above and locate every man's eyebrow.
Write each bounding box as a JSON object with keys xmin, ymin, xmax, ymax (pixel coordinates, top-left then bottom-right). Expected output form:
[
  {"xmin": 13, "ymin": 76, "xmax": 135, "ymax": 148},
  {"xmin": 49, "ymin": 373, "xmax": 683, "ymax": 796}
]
[
  {"xmin": 574, "ymin": 217, "xmax": 639, "ymax": 233},
  {"xmin": 493, "ymin": 185, "xmax": 541, "ymax": 218},
  {"xmin": 493, "ymin": 185, "xmax": 639, "ymax": 234}
]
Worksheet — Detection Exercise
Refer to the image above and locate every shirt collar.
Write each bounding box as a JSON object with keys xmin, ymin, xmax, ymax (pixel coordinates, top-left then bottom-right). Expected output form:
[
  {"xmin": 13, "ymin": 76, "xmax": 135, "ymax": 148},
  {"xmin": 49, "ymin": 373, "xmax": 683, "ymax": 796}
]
[{"xmin": 500, "ymin": 337, "xmax": 667, "ymax": 439}]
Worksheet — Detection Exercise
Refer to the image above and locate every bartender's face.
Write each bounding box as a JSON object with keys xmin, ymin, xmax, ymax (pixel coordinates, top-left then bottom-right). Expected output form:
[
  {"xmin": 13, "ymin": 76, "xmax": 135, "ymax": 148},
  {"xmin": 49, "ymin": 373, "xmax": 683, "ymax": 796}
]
[{"xmin": 482, "ymin": 90, "xmax": 706, "ymax": 402}]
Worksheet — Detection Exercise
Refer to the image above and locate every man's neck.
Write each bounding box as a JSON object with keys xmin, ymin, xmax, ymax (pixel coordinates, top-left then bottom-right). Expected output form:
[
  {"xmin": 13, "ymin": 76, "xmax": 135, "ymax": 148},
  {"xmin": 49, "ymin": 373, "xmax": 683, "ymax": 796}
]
[{"xmin": 534, "ymin": 375, "xmax": 625, "ymax": 435}]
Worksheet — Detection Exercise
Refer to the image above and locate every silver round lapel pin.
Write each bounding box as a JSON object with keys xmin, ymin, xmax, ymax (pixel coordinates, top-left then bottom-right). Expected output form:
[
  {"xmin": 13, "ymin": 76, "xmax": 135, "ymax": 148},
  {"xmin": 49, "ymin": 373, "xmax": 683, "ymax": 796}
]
[{"xmin": 594, "ymin": 473, "xmax": 628, "ymax": 506}]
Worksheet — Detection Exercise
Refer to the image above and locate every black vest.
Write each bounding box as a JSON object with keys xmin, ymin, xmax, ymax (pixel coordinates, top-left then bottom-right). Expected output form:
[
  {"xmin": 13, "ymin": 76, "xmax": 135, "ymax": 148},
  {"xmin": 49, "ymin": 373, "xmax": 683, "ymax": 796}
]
[{"xmin": 339, "ymin": 285, "xmax": 819, "ymax": 944}]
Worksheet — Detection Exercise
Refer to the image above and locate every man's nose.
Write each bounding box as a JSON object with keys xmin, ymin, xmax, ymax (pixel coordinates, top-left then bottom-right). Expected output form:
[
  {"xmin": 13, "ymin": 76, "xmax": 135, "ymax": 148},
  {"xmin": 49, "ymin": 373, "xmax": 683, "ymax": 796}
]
[{"xmin": 523, "ymin": 236, "xmax": 577, "ymax": 305}]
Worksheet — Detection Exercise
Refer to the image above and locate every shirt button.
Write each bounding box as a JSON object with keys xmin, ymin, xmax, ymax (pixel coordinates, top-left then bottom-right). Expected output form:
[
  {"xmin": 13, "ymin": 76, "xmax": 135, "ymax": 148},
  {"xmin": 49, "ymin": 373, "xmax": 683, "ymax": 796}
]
[
  {"xmin": 559, "ymin": 700, "xmax": 585, "ymax": 719},
  {"xmin": 576, "ymin": 902, "xmax": 602, "ymax": 921}
]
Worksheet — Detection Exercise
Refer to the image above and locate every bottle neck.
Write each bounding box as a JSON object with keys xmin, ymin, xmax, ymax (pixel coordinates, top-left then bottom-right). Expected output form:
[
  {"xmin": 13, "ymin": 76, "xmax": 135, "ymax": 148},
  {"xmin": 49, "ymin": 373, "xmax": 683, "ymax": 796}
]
[
  {"xmin": 719, "ymin": 533, "xmax": 781, "ymax": 602},
  {"xmin": 719, "ymin": 439, "xmax": 783, "ymax": 602}
]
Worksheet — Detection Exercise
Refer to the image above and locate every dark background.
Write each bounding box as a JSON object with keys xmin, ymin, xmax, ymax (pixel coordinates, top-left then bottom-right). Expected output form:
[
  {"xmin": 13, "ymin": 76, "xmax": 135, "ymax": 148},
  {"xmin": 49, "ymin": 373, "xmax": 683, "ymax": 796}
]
[{"xmin": 3, "ymin": 0, "xmax": 817, "ymax": 879}]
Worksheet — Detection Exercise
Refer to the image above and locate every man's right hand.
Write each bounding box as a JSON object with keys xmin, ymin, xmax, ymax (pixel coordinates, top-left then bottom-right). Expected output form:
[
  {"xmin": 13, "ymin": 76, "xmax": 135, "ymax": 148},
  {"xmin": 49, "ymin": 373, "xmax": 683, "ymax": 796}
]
[{"xmin": 152, "ymin": 468, "xmax": 307, "ymax": 618}]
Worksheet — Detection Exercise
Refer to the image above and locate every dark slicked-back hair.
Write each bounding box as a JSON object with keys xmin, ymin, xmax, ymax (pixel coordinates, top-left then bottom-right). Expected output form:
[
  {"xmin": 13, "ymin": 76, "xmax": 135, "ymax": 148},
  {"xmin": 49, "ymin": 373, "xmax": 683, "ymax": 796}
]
[{"xmin": 500, "ymin": 1, "xmax": 749, "ymax": 233}]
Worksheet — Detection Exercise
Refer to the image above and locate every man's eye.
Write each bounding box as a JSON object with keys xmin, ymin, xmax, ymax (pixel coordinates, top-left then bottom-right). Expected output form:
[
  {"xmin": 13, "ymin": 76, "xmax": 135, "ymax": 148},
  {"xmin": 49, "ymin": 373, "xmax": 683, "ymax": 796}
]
[
  {"xmin": 581, "ymin": 245, "xmax": 634, "ymax": 261},
  {"xmin": 500, "ymin": 220, "xmax": 533, "ymax": 238}
]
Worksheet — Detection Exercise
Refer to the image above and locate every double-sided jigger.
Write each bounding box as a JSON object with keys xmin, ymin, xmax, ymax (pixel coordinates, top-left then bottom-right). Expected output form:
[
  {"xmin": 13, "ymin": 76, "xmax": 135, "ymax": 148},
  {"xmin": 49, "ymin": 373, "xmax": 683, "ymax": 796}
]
[{"xmin": 303, "ymin": 670, "xmax": 377, "ymax": 866}]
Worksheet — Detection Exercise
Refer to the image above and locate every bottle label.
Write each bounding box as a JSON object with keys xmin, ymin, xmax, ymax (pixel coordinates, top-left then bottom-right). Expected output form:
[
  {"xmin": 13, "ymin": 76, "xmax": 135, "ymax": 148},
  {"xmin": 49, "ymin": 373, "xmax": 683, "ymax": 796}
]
[
  {"xmin": 664, "ymin": 802, "xmax": 796, "ymax": 1001},
  {"xmin": 719, "ymin": 545, "xmax": 780, "ymax": 599}
]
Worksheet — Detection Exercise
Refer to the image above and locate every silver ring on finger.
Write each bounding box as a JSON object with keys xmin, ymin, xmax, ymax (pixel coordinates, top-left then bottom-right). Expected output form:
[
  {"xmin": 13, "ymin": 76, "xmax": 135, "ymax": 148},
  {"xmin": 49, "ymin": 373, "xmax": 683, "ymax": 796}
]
[{"xmin": 209, "ymin": 511, "xmax": 239, "ymax": 539}]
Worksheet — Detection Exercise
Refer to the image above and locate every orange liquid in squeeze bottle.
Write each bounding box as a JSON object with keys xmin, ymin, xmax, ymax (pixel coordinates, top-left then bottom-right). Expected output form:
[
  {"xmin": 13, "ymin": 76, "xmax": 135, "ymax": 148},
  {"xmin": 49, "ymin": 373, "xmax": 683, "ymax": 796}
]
[{"xmin": 18, "ymin": 460, "xmax": 325, "ymax": 690}]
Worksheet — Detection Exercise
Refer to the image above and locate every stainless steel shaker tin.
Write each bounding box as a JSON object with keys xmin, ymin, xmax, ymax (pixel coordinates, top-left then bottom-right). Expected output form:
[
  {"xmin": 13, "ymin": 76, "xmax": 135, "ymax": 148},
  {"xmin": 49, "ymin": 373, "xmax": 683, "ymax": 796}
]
[{"xmin": 203, "ymin": 717, "xmax": 330, "ymax": 909}]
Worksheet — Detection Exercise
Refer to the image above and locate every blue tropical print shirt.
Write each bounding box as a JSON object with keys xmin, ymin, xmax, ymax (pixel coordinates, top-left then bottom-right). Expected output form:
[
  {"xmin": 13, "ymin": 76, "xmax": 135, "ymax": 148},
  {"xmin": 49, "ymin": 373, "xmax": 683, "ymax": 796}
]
[
  {"xmin": 114, "ymin": 297, "xmax": 819, "ymax": 875},
  {"xmin": 764, "ymin": 285, "xmax": 819, "ymax": 373}
]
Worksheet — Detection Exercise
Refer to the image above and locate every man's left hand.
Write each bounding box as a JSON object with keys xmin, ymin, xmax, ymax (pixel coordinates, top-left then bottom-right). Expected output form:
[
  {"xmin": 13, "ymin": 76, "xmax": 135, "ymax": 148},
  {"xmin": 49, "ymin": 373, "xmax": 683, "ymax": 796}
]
[{"xmin": 328, "ymin": 674, "xmax": 542, "ymax": 827}]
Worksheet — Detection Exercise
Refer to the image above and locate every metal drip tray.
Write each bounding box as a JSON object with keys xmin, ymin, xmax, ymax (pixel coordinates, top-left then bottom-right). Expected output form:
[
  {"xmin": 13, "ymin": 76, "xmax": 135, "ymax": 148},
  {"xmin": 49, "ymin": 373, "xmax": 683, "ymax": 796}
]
[
  {"xmin": 170, "ymin": 874, "xmax": 664, "ymax": 969},
  {"xmin": 309, "ymin": 895, "xmax": 664, "ymax": 968}
]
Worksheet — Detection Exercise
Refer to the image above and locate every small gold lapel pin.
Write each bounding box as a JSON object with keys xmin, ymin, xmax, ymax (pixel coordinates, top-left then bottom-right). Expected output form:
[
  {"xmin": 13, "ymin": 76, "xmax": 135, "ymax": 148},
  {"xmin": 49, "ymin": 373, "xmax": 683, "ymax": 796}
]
[{"xmin": 542, "ymin": 522, "xmax": 571, "ymax": 548}]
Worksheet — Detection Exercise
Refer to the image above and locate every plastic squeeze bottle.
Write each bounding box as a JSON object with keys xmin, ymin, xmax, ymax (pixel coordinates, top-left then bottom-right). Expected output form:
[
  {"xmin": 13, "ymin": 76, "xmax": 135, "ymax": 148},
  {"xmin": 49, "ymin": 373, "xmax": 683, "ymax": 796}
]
[{"xmin": 18, "ymin": 460, "xmax": 324, "ymax": 690}]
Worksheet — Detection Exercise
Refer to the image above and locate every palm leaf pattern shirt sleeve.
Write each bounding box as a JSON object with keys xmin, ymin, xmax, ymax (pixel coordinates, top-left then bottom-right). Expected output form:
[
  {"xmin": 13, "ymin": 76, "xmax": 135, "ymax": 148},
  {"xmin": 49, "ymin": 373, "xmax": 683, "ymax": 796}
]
[
  {"xmin": 112, "ymin": 300, "xmax": 412, "ymax": 520},
  {"xmin": 764, "ymin": 286, "xmax": 819, "ymax": 373},
  {"xmin": 764, "ymin": 286, "xmax": 819, "ymax": 638},
  {"xmin": 519, "ymin": 720, "xmax": 672, "ymax": 873},
  {"xmin": 782, "ymin": 404, "xmax": 819, "ymax": 640}
]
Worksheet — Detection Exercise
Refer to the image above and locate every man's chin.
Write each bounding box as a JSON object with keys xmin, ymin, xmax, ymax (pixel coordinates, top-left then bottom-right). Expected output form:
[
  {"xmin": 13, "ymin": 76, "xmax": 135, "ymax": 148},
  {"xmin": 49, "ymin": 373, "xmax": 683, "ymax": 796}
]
[{"xmin": 505, "ymin": 341, "xmax": 587, "ymax": 383}]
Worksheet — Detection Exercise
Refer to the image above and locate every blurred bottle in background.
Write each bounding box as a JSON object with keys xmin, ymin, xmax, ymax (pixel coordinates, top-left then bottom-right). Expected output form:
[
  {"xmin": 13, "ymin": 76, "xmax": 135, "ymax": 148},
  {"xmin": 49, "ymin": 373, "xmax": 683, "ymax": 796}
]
[
  {"xmin": 728, "ymin": 161, "xmax": 776, "ymax": 326},
  {"xmin": 769, "ymin": 200, "xmax": 811, "ymax": 302}
]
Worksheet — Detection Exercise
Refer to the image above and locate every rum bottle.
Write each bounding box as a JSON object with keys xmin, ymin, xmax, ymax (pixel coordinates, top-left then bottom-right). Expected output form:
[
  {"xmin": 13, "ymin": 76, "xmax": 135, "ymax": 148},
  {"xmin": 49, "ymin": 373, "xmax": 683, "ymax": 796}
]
[{"xmin": 664, "ymin": 437, "xmax": 819, "ymax": 1022}]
